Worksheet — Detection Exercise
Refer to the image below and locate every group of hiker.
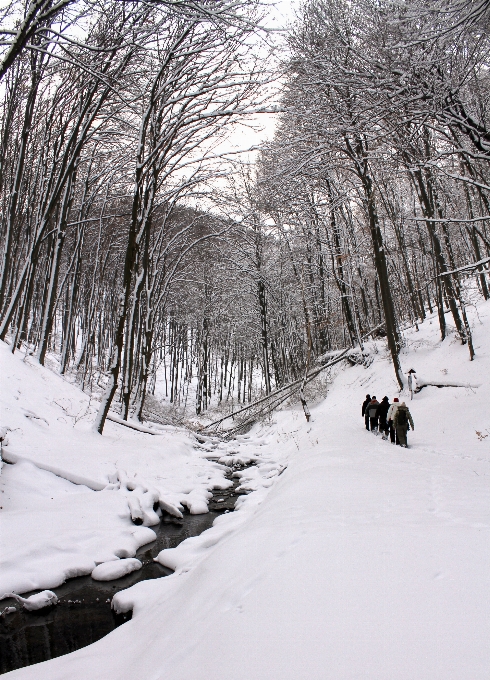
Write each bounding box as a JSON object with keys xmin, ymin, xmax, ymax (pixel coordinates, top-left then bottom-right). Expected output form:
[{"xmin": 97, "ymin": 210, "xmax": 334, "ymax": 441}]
[{"xmin": 362, "ymin": 394, "xmax": 414, "ymax": 448}]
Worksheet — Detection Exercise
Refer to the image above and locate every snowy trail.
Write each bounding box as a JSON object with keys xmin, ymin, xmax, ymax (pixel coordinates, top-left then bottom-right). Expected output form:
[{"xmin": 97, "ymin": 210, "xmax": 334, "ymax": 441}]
[{"xmin": 6, "ymin": 390, "xmax": 489, "ymax": 679}]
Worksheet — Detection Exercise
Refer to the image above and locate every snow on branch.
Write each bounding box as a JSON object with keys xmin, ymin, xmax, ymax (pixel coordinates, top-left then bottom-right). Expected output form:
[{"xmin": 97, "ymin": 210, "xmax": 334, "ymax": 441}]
[{"xmin": 439, "ymin": 257, "xmax": 490, "ymax": 277}]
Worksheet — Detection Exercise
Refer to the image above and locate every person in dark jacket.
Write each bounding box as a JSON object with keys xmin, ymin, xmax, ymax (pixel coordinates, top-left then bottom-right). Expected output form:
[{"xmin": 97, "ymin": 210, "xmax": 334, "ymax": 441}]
[
  {"xmin": 362, "ymin": 394, "xmax": 371, "ymax": 430},
  {"xmin": 367, "ymin": 396, "xmax": 380, "ymax": 432},
  {"xmin": 393, "ymin": 402, "xmax": 414, "ymax": 447},
  {"xmin": 377, "ymin": 396, "xmax": 390, "ymax": 439}
]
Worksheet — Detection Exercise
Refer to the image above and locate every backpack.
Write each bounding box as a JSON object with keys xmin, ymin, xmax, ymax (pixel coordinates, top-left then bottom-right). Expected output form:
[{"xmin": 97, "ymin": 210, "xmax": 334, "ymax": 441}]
[{"xmin": 397, "ymin": 408, "xmax": 408, "ymax": 427}]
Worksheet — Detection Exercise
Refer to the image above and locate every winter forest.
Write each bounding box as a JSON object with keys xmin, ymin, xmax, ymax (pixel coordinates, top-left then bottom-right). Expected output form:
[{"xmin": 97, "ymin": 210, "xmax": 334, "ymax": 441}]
[
  {"xmin": 1, "ymin": 0, "xmax": 490, "ymax": 431},
  {"xmin": 1, "ymin": 1, "xmax": 490, "ymax": 678}
]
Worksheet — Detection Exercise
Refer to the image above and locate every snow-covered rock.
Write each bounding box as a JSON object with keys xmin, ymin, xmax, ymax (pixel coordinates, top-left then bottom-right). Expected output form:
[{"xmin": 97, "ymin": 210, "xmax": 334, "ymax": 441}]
[
  {"xmin": 1, "ymin": 606, "xmax": 17, "ymax": 617},
  {"xmin": 8, "ymin": 590, "xmax": 58, "ymax": 611},
  {"xmin": 91, "ymin": 558, "xmax": 142, "ymax": 581}
]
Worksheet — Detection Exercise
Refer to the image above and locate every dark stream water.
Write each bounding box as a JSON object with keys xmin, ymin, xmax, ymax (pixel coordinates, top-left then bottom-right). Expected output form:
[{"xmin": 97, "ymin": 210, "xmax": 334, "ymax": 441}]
[{"xmin": 0, "ymin": 471, "xmax": 244, "ymax": 675}]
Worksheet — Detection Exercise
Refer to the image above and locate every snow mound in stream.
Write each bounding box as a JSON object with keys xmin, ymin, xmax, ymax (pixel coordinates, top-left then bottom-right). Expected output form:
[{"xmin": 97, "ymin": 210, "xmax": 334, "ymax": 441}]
[
  {"xmin": 91, "ymin": 558, "xmax": 142, "ymax": 581},
  {"xmin": 7, "ymin": 590, "xmax": 58, "ymax": 611}
]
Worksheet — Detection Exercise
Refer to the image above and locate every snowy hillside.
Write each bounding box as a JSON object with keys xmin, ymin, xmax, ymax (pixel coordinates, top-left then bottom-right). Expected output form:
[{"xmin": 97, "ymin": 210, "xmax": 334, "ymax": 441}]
[
  {"xmin": 2, "ymin": 300, "xmax": 489, "ymax": 679},
  {"xmin": 0, "ymin": 342, "xmax": 282, "ymax": 597}
]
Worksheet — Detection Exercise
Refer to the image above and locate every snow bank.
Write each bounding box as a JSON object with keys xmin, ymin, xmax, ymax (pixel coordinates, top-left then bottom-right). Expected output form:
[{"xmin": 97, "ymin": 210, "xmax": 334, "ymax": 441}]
[
  {"xmin": 0, "ymin": 341, "xmax": 233, "ymax": 512},
  {"xmin": 0, "ymin": 460, "xmax": 155, "ymax": 596},
  {"xmin": 0, "ymin": 342, "xmax": 244, "ymax": 597},
  {"xmin": 154, "ymin": 486, "xmax": 271, "ymax": 573}
]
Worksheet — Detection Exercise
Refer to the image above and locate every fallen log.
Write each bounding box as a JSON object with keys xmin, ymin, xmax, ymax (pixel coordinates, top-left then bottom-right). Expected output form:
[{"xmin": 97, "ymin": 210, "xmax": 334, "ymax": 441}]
[
  {"xmin": 201, "ymin": 324, "xmax": 383, "ymax": 434},
  {"xmin": 106, "ymin": 414, "xmax": 161, "ymax": 435},
  {"xmin": 416, "ymin": 379, "xmax": 481, "ymax": 392}
]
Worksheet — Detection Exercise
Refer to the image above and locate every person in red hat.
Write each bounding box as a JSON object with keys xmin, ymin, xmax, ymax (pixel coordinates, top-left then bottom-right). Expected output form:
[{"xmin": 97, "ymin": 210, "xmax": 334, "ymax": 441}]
[{"xmin": 387, "ymin": 397, "xmax": 399, "ymax": 444}]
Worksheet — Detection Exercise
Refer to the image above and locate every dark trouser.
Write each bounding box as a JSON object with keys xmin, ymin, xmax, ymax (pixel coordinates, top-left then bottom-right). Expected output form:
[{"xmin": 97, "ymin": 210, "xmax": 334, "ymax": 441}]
[
  {"xmin": 389, "ymin": 423, "xmax": 397, "ymax": 443},
  {"xmin": 396, "ymin": 426, "xmax": 408, "ymax": 447},
  {"xmin": 365, "ymin": 414, "xmax": 370, "ymax": 430},
  {"xmin": 379, "ymin": 417, "xmax": 388, "ymax": 436},
  {"xmin": 369, "ymin": 416, "xmax": 378, "ymax": 431}
]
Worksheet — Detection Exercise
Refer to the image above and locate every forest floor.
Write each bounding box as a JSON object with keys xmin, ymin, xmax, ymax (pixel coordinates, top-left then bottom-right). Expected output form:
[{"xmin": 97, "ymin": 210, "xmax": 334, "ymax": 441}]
[{"xmin": 1, "ymin": 300, "xmax": 490, "ymax": 679}]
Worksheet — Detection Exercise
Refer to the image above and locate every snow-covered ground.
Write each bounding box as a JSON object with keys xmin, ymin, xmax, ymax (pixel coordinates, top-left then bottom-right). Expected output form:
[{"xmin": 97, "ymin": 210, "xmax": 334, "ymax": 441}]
[
  {"xmin": 2, "ymin": 300, "xmax": 490, "ymax": 679},
  {"xmin": 0, "ymin": 343, "xmax": 277, "ymax": 596}
]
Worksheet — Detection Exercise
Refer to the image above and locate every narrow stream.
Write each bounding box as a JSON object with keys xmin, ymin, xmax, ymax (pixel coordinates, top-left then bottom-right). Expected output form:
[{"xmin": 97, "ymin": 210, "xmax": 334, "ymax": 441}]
[{"xmin": 0, "ymin": 467, "xmax": 246, "ymax": 675}]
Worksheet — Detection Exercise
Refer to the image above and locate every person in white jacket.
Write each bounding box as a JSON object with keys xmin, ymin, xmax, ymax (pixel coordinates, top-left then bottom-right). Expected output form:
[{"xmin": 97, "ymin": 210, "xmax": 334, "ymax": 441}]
[
  {"xmin": 387, "ymin": 397, "xmax": 399, "ymax": 444},
  {"xmin": 407, "ymin": 369, "xmax": 417, "ymax": 400}
]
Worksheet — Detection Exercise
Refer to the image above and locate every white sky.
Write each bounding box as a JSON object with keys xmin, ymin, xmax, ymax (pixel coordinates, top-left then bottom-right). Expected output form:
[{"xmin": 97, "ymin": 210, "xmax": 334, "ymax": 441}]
[{"xmin": 215, "ymin": 0, "xmax": 299, "ymax": 165}]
